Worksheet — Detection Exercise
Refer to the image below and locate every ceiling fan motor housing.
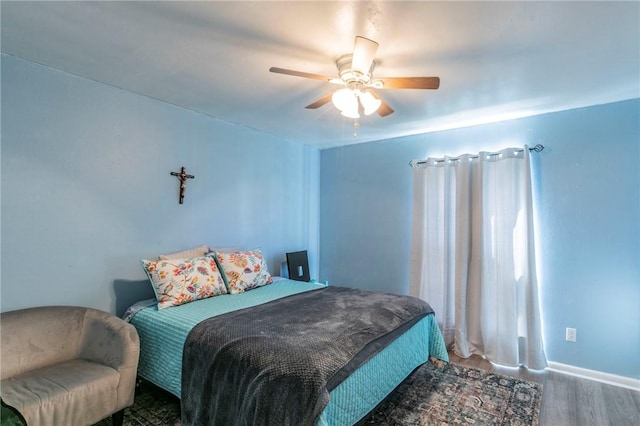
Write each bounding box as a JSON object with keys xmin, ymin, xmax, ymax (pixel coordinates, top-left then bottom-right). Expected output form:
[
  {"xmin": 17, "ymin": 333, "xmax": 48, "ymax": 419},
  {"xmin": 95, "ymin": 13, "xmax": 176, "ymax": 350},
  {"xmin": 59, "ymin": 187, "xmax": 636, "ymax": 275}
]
[{"xmin": 336, "ymin": 54, "xmax": 375, "ymax": 86}]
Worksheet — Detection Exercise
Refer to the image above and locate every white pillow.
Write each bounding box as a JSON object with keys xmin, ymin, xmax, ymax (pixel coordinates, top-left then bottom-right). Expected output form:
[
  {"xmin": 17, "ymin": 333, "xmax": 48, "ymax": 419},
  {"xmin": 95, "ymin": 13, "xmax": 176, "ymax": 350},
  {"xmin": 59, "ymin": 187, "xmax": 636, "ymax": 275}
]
[
  {"xmin": 208, "ymin": 246, "xmax": 240, "ymax": 254},
  {"xmin": 158, "ymin": 244, "xmax": 208, "ymax": 260}
]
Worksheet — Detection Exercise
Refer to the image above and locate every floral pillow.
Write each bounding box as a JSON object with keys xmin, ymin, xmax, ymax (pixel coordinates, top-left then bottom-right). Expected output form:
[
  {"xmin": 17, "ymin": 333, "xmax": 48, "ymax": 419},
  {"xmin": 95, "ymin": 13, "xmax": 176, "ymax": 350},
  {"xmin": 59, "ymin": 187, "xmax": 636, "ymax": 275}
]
[
  {"xmin": 214, "ymin": 249, "xmax": 273, "ymax": 294},
  {"xmin": 141, "ymin": 255, "xmax": 227, "ymax": 309}
]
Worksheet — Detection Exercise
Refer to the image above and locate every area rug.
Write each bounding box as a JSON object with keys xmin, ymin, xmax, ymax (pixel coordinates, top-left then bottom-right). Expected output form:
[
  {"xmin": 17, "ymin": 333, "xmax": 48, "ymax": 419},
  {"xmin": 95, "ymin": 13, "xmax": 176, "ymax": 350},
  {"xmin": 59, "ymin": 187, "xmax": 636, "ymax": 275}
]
[
  {"xmin": 364, "ymin": 362, "xmax": 542, "ymax": 425},
  {"xmin": 93, "ymin": 362, "xmax": 542, "ymax": 426}
]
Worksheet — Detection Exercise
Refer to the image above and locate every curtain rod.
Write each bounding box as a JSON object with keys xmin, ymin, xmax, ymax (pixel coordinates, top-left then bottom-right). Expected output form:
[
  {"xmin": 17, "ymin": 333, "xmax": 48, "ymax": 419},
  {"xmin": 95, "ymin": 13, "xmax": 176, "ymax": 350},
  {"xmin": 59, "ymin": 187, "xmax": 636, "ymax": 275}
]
[{"xmin": 409, "ymin": 144, "xmax": 544, "ymax": 167}]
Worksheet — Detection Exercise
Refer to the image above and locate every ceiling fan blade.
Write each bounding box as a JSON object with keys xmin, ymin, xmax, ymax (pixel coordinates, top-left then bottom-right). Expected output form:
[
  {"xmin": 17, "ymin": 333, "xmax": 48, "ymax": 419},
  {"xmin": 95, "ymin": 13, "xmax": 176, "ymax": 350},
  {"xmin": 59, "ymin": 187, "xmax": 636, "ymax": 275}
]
[
  {"xmin": 269, "ymin": 67, "xmax": 333, "ymax": 82},
  {"xmin": 369, "ymin": 90, "xmax": 395, "ymax": 117},
  {"xmin": 351, "ymin": 36, "xmax": 379, "ymax": 74},
  {"xmin": 305, "ymin": 93, "xmax": 334, "ymax": 109},
  {"xmin": 377, "ymin": 100, "xmax": 394, "ymax": 117},
  {"xmin": 377, "ymin": 76, "xmax": 440, "ymax": 89}
]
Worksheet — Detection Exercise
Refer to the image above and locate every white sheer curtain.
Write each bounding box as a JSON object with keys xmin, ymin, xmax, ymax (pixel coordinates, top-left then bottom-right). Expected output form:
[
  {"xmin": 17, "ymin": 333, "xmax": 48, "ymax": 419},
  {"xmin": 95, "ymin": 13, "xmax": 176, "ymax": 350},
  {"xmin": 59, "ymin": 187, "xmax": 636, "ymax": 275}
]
[{"xmin": 409, "ymin": 146, "xmax": 547, "ymax": 370}]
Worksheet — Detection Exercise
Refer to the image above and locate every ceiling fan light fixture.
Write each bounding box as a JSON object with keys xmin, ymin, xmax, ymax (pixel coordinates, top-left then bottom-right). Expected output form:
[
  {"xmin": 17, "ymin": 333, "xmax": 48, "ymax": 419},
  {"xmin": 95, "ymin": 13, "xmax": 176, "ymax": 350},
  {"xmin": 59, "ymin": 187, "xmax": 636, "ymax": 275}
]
[
  {"xmin": 332, "ymin": 88, "xmax": 359, "ymax": 118},
  {"xmin": 359, "ymin": 90, "xmax": 382, "ymax": 115},
  {"xmin": 331, "ymin": 88, "xmax": 351, "ymax": 110},
  {"xmin": 340, "ymin": 108, "xmax": 360, "ymax": 119}
]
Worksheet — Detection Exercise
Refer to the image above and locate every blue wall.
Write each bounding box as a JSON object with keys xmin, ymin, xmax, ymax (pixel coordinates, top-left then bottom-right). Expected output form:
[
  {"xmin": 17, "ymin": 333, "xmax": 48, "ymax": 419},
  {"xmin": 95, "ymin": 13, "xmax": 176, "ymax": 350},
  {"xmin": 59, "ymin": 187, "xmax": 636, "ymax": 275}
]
[
  {"xmin": 320, "ymin": 99, "xmax": 640, "ymax": 379},
  {"xmin": 2, "ymin": 52, "xmax": 638, "ymax": 380},
  {"xmin": 1, "ymin": 54, "xmax": 320, "ymax": 314}
]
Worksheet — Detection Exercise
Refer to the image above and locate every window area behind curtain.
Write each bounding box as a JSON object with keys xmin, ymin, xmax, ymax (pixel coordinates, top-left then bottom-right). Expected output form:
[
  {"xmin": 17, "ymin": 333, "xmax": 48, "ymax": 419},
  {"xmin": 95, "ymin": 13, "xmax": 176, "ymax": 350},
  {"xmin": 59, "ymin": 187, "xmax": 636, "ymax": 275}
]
[{"xmin": 409, "ymin": 146, "xmax": 547, "ymax": 370}]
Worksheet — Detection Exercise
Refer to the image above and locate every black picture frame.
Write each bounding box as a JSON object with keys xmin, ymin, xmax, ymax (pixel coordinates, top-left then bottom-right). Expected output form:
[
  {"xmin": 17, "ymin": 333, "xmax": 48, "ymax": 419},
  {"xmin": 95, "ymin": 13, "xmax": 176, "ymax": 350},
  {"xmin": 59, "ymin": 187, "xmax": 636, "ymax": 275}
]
[{"xmin": 286, "ymin": 250, "xmax": 310, "ymax": 282}]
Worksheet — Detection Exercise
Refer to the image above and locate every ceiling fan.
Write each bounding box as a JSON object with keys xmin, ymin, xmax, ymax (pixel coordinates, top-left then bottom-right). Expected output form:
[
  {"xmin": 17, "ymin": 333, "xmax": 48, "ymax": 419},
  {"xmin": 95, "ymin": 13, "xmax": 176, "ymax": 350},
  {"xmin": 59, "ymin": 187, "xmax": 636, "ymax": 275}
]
[{"xmin": 269, "ymin": 36, "xmax": 440, "ymax": 119}]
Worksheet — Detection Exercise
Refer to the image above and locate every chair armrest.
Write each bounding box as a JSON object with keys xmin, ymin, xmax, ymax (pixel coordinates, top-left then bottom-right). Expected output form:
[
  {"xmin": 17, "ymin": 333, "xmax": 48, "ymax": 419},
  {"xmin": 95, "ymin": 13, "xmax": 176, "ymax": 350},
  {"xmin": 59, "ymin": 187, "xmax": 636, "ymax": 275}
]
[
  {"xmin": 80, "ymin": 309, "xmax": 139, "ymax": 370},
  {"xmin": 79, "ymin": 309, "xmax": 140, "ymax": 408}
]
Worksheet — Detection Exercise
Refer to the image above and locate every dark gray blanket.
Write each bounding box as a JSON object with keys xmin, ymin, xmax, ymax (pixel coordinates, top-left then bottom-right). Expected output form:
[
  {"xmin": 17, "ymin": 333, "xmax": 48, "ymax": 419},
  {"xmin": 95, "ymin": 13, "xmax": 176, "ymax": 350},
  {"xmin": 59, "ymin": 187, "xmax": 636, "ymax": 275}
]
[{"xmin": 181, "ymin": 286, "xmax": 434, "ymax": 426}]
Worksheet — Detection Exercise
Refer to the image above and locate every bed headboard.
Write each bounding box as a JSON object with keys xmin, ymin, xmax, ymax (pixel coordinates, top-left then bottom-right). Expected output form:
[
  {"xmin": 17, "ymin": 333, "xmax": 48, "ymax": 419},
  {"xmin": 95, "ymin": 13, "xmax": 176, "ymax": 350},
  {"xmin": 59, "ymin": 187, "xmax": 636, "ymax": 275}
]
[{"xmin": 113, "ymin": 279, "xmax": 155, "ymax": 318}]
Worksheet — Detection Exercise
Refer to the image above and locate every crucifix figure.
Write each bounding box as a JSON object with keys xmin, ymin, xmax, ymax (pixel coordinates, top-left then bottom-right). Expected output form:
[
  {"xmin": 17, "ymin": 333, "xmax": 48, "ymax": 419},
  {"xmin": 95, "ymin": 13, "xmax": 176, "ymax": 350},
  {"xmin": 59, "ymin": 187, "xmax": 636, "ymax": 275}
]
[{"xmin": 170, "ymin": 166, "xmax": 195, "ymax": 204}]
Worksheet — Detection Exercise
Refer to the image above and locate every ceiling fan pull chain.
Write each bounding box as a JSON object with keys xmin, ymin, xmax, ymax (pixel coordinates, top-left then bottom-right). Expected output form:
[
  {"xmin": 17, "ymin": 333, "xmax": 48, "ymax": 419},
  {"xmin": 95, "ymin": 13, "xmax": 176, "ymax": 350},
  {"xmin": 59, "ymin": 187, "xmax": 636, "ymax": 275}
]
[{"xmin": 353, "ymin": 120, "xmax": 360, "ymax": 139}]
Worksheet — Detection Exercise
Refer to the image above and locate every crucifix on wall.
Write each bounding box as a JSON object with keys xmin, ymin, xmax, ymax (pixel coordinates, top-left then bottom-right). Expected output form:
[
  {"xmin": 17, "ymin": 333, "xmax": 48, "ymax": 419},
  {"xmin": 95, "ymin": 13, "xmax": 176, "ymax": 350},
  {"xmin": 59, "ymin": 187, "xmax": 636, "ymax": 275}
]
[{"xmin": 170, "ymin": 166, "xmax": 195, "ymax": 204}]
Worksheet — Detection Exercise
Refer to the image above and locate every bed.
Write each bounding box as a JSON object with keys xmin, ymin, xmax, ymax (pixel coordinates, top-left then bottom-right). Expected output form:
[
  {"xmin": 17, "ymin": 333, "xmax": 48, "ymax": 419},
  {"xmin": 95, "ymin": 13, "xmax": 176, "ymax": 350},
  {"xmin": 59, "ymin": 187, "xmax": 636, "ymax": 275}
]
[{"xmin": 127, "ymin": 277, "xmax": 448, "ymax": 425}]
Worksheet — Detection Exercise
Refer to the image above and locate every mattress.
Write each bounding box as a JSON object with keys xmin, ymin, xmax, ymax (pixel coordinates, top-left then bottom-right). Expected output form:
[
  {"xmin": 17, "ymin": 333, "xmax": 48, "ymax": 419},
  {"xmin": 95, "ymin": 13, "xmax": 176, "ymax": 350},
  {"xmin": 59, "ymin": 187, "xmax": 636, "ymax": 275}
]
[{"xmin": 129, "ymin": 278, "xmax": 448, "ymax": 425}]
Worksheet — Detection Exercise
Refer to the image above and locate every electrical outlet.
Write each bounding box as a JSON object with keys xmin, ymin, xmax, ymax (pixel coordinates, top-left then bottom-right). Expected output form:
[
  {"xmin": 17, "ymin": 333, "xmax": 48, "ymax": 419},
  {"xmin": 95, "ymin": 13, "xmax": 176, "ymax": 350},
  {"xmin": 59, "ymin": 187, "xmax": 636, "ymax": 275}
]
[{"xmin": 566, "ymin": 327, "xmax": 577, "ymax": 342}]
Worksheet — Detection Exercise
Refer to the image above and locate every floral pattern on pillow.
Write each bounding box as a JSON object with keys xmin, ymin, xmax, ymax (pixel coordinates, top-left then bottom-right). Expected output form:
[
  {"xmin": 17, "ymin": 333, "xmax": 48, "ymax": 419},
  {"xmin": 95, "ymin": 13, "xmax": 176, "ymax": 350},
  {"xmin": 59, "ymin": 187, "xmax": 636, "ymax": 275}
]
[
  {"xmin": 141, "ymin": 255, "xmax": 227, "ymax": 309},
  {"xmin": 215, "ymin": 249, "xmax": 273, "ymax": 294}
]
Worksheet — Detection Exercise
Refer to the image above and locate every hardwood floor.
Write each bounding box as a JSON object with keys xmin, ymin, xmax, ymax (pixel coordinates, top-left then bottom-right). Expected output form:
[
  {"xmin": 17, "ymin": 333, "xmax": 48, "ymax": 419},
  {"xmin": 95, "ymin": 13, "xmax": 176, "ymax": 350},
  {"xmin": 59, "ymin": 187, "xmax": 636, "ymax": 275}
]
[{"xmin": 447, "ymin": 352, "xmax": 640, "ymax": 426}]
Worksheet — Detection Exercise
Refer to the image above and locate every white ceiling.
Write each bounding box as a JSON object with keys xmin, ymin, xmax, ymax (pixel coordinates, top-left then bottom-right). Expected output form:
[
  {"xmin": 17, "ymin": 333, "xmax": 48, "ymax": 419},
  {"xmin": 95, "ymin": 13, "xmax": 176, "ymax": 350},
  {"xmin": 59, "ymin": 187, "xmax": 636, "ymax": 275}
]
[{"xmin": 2, "ymin": 1, "xmax": 638, "ymax": 149}]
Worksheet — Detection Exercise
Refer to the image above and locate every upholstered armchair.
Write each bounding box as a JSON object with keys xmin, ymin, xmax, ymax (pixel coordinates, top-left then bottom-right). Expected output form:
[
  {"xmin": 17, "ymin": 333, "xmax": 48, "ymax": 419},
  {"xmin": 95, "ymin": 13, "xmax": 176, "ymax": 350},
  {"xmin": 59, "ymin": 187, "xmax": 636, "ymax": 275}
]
[{"xmin": 0, "ymin": 306, "xmax": 140, "ymax": 426}]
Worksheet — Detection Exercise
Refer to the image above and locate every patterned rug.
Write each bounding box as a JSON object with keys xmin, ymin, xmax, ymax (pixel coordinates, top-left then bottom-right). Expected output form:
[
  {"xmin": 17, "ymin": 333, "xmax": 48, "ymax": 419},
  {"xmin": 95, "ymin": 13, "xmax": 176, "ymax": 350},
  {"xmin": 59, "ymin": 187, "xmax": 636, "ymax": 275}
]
[
  {"xmin": 364, "ymin": 362, "xmax": 542, "ymax": 425},
  {"xmin": 94, "ymin": 362, "xmax": 542, "ymax": 426}
]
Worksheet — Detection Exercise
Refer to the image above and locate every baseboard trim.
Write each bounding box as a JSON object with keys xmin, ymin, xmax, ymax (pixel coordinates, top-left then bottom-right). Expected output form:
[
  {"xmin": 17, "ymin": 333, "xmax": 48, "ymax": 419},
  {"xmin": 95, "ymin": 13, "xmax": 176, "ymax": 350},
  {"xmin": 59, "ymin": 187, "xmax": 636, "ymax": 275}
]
[{"xmin": 546, "ymin": 361, "xmax": 640, "ymax": 391}]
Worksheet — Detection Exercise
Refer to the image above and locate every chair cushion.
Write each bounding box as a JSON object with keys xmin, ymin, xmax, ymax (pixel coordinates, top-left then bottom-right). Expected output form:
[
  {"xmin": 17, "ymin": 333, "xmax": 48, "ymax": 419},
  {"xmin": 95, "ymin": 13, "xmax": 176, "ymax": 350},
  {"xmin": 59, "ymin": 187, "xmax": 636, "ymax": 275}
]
[{"xmin": 0, "ymin": 359, "xmax": 119, "ymax": 426}]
